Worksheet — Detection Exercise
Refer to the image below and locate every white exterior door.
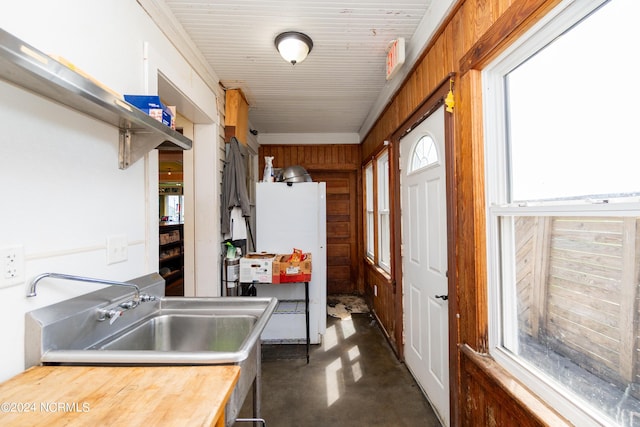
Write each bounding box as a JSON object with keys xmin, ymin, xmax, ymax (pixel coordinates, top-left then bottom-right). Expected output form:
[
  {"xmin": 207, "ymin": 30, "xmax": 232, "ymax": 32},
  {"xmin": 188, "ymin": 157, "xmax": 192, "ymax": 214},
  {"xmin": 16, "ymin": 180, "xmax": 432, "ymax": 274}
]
[{"xmin": 400, "ymin": 106, "xmax": 449, "ymax": 426}]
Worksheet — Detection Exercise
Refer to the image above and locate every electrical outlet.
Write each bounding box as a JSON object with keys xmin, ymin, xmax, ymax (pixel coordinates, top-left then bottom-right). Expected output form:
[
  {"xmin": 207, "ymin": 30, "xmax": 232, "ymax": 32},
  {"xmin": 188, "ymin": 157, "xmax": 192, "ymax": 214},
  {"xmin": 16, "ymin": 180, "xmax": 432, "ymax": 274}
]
[
  {"xmin": 0, "ymin": 245, "xmax": 25, "ymax": 288},
  {"xmin": 106, "ymin": 234, "xmax": 128, "ymax": 265}
]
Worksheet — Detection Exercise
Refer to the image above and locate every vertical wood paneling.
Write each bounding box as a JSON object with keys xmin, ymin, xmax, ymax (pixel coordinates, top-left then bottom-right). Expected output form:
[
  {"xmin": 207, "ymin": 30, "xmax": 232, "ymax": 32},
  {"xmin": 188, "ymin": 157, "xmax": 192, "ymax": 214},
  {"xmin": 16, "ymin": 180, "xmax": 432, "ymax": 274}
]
[
  {"xmin": 365, "ymin": 265, "xmax": 397, "ymax": 352},
  {"xmin": 451, "ymin": 69, "xmax": 488, "ymax": 352},
  {"xmin": 259, "ymin": 144, "xmax": 360, "ymax": 172},
  {"xmin": 358, "ymin": 0, "xmax": 573, "ymax": 424},
  {"xmin": 461, "ymin": 345, "xmax": 570, "ymax": 425},
  {"xmin": 450, "ymin": 6, "xmax": 466, "ymax": 67},
  {"xmin": 474, "ymin": 0, "xmax": 495, "ymax": 39},
  {"xmin": 276, "ymin": 146, "xmax": 285, "ymax": 168},
  {"xmin": 432, "ymin": 37, "xmax": 446, "ymax": 89}
]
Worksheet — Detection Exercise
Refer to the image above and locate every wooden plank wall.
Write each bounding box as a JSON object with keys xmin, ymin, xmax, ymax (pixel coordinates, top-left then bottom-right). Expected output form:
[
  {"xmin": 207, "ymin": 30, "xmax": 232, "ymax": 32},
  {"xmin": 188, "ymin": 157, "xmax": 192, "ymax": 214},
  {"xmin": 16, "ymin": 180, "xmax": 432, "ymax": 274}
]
[
  {"xmin": 358, "ymin": 0, "xmax": 571, "ymax": 424},
  {"xmin": 258, "ymin": 144, "xmax": 360, "ymax": 173},
  {"xmin": 515, "ymin": 216, "xmax": 551, "ymax": 339},
  {"xmin": 365, "ymin": 264, "xmax": 397, "ymax": 350},
  {"xmin": 546, "ymin": 217, "xmax": 630, "ymax": 382},
  {"xmin": 515, "ymin": 216, "xmax": 536, "ymax": 337},
  {"xmin": 516, "ymin": 216, "xmax": 640, "ymax": 389}
]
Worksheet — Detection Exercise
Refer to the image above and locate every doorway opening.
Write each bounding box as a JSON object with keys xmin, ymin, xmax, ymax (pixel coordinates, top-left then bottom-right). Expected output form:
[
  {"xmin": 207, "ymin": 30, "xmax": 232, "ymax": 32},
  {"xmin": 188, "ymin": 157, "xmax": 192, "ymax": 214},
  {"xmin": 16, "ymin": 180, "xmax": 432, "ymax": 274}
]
[
  {"xmin": 400, "ymin": 105, "xmax": 450, "ymax": 426},
  {"xmin": 159, "ymin": 148, "xmax": 185, "ymax": 296}
]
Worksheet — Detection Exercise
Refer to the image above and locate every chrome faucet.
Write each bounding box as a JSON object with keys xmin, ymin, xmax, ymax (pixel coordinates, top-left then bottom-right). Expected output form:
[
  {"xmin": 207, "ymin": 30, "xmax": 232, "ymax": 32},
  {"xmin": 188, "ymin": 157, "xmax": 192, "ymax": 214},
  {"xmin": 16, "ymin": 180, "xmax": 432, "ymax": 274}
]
[
  {"xmin": 28, "ymin": 273, "xmax": 157, "ymax": 323},
  {"xmin": 28, "ymin": 272, "xmax": 141, "ymax": 300}
]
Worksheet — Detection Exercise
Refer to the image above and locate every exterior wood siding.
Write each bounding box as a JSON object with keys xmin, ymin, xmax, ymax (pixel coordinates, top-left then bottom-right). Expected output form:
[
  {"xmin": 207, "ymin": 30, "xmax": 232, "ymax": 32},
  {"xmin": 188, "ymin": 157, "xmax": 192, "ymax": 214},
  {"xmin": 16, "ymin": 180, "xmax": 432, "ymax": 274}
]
[
  {"xmin": 359, "ymin": 0, "xmax": 572, "ymax": 424},
  {"xmin": 515, "ymin": 216, "xmax": 640, "ymax": 392}
]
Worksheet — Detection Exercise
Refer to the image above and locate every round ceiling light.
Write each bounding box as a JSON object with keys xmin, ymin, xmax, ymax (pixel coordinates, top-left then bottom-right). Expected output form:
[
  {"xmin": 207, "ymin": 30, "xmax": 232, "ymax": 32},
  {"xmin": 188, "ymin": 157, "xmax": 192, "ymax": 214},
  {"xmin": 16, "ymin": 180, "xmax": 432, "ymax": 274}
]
[{"xmin": 275, "ymin": 31, "xmax": 313, "ymax": 65}]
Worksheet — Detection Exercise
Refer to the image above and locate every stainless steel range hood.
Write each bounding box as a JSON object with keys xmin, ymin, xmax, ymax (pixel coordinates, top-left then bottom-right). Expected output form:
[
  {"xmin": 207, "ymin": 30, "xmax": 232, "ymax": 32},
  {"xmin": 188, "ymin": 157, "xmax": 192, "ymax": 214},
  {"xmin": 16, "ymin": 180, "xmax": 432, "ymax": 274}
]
[{"xmin": 0, "ymin": 28, "xmax": 192, "ymax": 170}]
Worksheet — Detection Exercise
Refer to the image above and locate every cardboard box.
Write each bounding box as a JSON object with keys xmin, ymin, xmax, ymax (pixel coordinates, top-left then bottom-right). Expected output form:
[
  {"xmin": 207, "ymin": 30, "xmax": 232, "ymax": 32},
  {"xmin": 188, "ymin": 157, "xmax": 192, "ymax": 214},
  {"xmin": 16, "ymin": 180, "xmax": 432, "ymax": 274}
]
[
  {"xmin": 124, "ymin": 95, "xmax": 173, "ymax": 127},
  {"xmin": 166, "ymin": 105, "xmax": 176, "ymax": 130},
  {"xmin": 159, "ymin": 230, "xmax": 180, "ymax": 245},
  {"xmin": 277, "ymin": 253, "xmax": 312, "ymax": 283},
  {"xmin": 240, "ymin": 253, "xmax": 279, "ymax": 283}
]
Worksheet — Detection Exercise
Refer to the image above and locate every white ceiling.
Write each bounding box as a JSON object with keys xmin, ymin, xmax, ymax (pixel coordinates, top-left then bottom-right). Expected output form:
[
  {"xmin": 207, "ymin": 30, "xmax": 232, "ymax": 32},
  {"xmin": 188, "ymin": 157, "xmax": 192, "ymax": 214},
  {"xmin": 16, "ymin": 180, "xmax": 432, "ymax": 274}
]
[{"xmin": 158, "ymin": 0, "xmax": 451, "ymax": 137}]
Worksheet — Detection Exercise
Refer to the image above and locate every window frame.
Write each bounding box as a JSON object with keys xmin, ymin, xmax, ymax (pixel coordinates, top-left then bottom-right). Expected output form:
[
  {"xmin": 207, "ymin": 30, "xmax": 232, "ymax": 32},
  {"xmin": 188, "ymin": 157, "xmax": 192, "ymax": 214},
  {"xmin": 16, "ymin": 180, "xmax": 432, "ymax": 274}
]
[
  {"xmin": 409, "ymin": 134, "xmax": 439, "ymax": 173},
  {"xmin": 365, "ymin": 162, "xmax": 375, "ymax": 259},
  {"xmin": 377, "ymin": 151, "xmax": 391, "ymax": 272},
  {"xmin": 482, "ymin": 0, "xmax": 639, "ymax": 425},
  {"xmin": 363, "ymin": 147, "xmax": 391, "ymax": 273}
]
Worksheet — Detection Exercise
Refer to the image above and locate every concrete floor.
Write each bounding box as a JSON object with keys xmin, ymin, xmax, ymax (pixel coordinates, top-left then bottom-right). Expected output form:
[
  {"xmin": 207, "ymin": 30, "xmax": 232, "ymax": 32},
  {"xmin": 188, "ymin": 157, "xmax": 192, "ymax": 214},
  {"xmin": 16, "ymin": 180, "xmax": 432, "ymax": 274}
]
[{"xmin": 235, "ymin": 313, "xmax": 443, "ymax": 427}]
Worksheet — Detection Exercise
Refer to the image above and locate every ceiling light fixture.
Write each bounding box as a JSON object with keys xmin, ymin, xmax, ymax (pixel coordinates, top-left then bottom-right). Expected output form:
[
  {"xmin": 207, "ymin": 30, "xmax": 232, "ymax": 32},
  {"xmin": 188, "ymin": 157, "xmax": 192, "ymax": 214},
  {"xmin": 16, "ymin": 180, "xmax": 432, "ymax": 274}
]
[{"xmin": 275, "ymin": 31, "xmax": 313, "ymax": 65}]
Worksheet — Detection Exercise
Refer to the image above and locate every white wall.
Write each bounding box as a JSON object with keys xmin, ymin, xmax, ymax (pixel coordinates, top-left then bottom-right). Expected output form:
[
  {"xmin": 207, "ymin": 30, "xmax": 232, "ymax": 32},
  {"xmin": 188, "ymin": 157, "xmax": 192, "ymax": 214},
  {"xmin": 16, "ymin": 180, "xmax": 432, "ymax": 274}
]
[{"xmin": 0, "ymin": 0, "xmax": 219, "ymax": 381}]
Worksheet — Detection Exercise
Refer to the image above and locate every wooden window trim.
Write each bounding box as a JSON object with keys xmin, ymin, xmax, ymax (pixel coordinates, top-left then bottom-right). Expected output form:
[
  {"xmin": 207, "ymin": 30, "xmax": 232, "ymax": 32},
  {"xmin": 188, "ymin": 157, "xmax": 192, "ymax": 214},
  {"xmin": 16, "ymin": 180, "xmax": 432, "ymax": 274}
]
[
  {"xmin": 460, "ymin": 344, "xmax": 571, "ymax": 425},
  {"xmin": 364, "ymin": 161, "xmax": 375, "ymax": 261},
  {"xmin": 362, "ymin": 148, "xmax": 390, "ymax": 271},
  {"xmin": 459, "ymin": 0, "xmax": 564, "ymax": 75}
]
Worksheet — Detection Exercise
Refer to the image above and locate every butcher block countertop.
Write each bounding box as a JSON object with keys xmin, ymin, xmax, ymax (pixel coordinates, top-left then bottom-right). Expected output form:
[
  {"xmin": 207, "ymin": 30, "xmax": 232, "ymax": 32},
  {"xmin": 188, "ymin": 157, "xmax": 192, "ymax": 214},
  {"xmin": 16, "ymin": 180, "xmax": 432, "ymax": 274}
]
[{"xmin": 0, "ymin": 365, "xmax": 240, "ymax": 427}]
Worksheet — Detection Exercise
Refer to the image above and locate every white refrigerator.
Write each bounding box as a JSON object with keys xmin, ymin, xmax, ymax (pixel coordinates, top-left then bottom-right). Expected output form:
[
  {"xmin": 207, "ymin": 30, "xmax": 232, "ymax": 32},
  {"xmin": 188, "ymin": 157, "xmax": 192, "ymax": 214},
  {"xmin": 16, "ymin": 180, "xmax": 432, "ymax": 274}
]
[{"xmin": 255, "ymin": 182, "xmax": 327, "ymax": 344}]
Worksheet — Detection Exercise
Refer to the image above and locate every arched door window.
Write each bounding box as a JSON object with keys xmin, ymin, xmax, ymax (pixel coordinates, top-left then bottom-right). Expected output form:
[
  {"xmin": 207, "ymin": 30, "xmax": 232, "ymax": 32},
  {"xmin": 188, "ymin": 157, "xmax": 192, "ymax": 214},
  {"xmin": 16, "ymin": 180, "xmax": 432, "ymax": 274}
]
[{"xmin": 410, "ymin": 134, "xmax": 439, "ymax": 172}]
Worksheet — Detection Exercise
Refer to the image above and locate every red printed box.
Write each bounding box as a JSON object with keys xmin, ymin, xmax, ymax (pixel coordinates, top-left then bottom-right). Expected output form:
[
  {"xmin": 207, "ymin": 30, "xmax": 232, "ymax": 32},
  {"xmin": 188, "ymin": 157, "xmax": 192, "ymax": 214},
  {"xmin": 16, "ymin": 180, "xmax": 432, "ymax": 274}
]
[{"xmin": 276, "ymin": 253, "xmax": 312, "ymax": 283}]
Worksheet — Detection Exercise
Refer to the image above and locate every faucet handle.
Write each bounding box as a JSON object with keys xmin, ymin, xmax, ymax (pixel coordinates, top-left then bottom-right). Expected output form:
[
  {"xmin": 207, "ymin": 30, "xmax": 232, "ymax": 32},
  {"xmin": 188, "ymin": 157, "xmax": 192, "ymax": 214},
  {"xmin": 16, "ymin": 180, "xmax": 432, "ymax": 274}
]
[
  {"xmin": 119, "ymin": 300, "xmax": 138, "ymax": 309},
  {"xmin": 139, "ymin": 293, "xmax": 157, "ymax": 302},
  {"xmin": 97, "ymin": 308, "xmax": 122, "ymax": 323}
]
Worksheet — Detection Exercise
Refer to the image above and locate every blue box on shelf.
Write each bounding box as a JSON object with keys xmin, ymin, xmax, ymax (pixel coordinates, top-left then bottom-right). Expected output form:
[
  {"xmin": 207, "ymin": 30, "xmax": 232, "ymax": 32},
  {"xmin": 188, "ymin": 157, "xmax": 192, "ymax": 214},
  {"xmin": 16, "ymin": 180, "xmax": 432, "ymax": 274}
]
[{"xmin": 124, "ymin": 95, "xmax": 173, "ymax": 127}]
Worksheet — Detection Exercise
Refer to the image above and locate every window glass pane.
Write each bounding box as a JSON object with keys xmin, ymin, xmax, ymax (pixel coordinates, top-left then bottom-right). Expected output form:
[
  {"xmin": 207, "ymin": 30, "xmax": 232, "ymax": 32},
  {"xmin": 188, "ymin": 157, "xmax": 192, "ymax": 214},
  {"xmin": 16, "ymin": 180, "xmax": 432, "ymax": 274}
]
[
  {"xmin": 161, "ymin": 194, "xmax": 183, "ymax": 223},
  {"xmin": 505, "ymin": 215, "xmax": 640, "ymax": 423},
  {"xmin": 377, "ymin": 152, "xmax": 390, "ymax": 271},
  {"xmin": 366, "ymin": 212, "xmax": 374, "ymax": 258},
  {"xmin": 410, "ymin": 135, "xmax": 438, "ymax": 172},
  {"xmin": 507, "ymin": 0, "xmax": 640, "ymax": 202},
  {"xmin": 365, "ymin": 164, "xmax": 374, "ymax": 210},
  {"xmin": 365, "ymin": 163, "xmax": 374, "ymax": 258},
  {"xmin": 378, "ymin": 153, "xmax": 389, "ymax": 210},
  {"xmin": 379, "ymin": 213, "xmax": 390, "ymax": 271}
]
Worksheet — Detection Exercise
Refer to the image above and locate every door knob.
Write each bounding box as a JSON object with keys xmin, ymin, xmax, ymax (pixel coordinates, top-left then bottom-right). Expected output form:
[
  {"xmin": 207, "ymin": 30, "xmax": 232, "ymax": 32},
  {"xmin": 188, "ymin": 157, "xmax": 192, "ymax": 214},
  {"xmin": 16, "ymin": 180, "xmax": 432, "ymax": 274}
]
[{"xmin": 435, "ymin": 294, "xmax": 448, "ymax": 301}]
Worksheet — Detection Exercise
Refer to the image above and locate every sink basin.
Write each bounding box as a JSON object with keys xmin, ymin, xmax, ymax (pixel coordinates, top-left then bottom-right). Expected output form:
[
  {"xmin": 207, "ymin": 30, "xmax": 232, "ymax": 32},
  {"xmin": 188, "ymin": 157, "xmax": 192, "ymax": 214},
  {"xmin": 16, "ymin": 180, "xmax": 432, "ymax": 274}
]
[
  {"xmin": 24, "ymin": 273, "xmax": 277, "ymax": 427},
  {"xmin": 28, "ymin": 295, "xmax": 277, "ymax": 365},
  {"xmin": 93, "ymin": 313, "xmax": 256, "ymax": 352}
]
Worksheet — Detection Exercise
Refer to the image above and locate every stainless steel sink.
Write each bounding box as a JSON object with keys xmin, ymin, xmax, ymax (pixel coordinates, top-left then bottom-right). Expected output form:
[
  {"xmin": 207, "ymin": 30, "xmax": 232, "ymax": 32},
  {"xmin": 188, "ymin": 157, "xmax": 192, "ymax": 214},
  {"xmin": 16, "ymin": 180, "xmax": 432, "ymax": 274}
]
[
  {"xmin": 33, "ymin": 296, "xmax": 277, "ymax": 365},
  {"xmin": 93, "ymin": 313, "xmax": 256, "ymax": 352},
  {"xmin": 25, "ymin": 273, "xmax": 277, "ymax": 426}
]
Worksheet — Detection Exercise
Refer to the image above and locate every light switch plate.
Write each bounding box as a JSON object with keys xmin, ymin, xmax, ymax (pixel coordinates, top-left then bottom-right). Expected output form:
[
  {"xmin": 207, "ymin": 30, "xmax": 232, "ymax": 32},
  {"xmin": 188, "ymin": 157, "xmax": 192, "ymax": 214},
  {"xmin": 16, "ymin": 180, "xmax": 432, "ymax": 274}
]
[
  {"xmin": 106, "ymin": 234, "xmax": 128, "ymax": 265},
  {"xmin": 0, "ymin": 245, "xmax": 25, "ymax": 288}
]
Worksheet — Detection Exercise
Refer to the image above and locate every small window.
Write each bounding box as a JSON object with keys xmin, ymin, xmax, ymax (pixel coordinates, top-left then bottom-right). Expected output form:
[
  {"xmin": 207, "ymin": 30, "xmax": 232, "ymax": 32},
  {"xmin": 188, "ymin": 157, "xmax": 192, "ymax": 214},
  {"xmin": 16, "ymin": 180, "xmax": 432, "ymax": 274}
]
[
  {"xmin": 363, "ymin": 148, "xmax": 391, "ymax": 273},
  {"xmin": 365, "ymin": 163, "xmax": 375, "ymax": 259},
  {"xmin": 377, "ymin": 151, "xmax": 391, "ymax": 272},
  {"xmin": 410, "ymin": 134, "xmax": 438, "ymax": 172}
]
